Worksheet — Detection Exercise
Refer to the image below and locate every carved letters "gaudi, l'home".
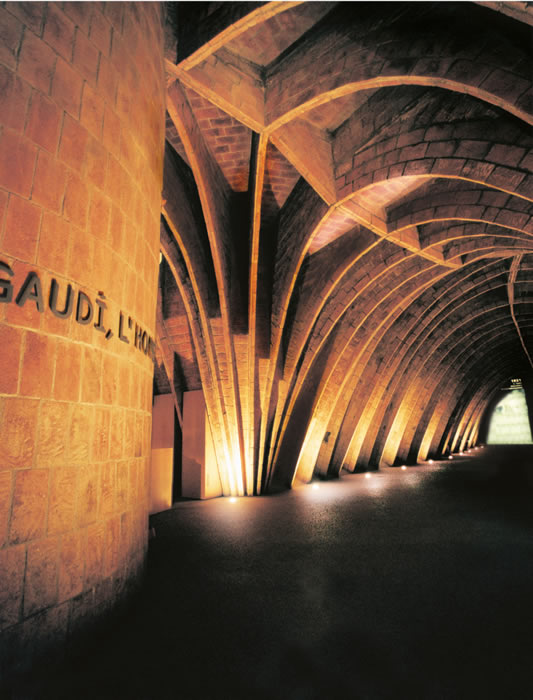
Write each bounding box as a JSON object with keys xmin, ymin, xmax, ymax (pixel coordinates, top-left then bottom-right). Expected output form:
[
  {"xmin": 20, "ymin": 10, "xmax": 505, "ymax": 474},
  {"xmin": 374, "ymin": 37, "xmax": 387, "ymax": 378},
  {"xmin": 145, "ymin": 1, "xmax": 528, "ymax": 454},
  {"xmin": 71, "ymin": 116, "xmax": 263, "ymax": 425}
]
[{"xmin": 0, "ymin": 260, "xmax": 156, "ymax": 361}]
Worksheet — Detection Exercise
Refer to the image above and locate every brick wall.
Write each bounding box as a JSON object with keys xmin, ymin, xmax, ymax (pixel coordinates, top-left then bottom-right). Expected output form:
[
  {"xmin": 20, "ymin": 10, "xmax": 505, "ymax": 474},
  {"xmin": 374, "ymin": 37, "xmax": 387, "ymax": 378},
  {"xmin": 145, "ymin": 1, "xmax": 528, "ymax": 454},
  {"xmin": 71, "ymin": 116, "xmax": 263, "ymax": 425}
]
[{"xmin": 0, "ymin": 1, "xmax": 165, "ymax": 675}]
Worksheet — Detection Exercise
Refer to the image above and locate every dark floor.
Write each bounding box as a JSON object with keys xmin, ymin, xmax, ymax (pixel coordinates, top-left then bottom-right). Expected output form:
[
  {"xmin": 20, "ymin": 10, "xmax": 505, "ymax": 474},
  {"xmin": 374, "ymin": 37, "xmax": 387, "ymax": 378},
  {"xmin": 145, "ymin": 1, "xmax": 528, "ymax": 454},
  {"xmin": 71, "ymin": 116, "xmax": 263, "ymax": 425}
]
[{"xmin": 15, "ymin": 447, "xmax": 533, "ymax": 699}]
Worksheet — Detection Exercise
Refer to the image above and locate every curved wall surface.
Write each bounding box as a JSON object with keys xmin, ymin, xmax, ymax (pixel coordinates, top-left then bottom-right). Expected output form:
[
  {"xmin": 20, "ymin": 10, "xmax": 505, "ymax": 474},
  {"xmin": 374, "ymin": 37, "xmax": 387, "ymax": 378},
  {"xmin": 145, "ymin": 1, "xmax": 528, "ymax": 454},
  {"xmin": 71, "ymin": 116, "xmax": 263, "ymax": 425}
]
[{"xmin": 0, "ymin": 1, "xmax": 165, "ymax": 673}]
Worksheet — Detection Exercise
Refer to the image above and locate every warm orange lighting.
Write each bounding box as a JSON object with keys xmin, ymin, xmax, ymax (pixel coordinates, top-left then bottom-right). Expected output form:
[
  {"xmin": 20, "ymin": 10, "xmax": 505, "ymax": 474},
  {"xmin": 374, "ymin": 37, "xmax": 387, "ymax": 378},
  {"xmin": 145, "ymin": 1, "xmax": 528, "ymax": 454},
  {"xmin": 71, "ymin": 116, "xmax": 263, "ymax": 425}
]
[
  {"xmin": 229, "ymin": 497, "xmax": 238, "ymax": 503},
  {"xmin": 365, "ymin": 473, "xmax": 371, "ymax": 479},
  {"xmin": 448, "ymin": 455, "xmax": 453, "ymax": 460},
  {"xmin": 312, "ymin": 483, "xmax": 320, "ymax": 490},
  {"xmin": 401, "ymin": 465, "xmax": 407, "ymax": 470},
  {"xmin": 428, "ymin": 459, "xmax": 434, "ymax": 464}
]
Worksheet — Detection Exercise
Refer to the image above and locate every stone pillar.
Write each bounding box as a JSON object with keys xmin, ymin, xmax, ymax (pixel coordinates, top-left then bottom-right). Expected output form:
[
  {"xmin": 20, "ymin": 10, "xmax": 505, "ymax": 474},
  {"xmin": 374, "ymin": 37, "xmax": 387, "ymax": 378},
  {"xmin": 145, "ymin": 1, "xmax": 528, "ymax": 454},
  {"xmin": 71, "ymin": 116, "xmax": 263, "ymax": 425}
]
[
  {"xmin": 0, "ymin": 2, "xmax": 165, "ymax": 674},
  {"xmin": 182, "ymin": 390, "xmax": 222, "ymax": 500},
  {"xmin": 150, "ymin": 393, "xmax": 175, "ymax": 514}
]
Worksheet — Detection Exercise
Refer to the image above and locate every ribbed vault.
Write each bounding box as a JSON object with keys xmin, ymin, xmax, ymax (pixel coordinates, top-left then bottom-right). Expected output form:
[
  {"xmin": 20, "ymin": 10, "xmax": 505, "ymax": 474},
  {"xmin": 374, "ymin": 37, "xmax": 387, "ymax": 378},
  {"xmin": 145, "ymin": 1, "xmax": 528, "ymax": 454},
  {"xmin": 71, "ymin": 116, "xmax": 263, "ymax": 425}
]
[{"xmin": 159, "ymin": 1, "xmax": 533, "ymax": 495}]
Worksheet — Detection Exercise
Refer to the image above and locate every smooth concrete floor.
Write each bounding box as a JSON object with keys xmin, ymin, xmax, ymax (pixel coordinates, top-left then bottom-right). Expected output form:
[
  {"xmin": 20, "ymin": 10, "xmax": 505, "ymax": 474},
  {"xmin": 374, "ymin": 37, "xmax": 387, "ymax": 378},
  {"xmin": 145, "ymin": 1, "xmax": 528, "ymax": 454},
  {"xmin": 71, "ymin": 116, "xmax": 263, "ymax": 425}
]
[{"xmin": 18, "ymin": 447, "xmax": 533, "ymax": 699}]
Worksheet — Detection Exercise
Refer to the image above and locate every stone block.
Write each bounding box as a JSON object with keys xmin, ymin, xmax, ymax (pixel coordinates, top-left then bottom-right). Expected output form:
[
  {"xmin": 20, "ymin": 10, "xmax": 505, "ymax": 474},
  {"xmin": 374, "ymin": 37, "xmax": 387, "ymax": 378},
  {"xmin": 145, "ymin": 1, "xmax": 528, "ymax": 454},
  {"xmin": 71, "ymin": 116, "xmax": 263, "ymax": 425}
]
[
  {"xmin": 97, "ymin": 53, "xmax": 118, "ymax": 105},
  {"xmin": 399, "ymin": 142, "xmax": 428, "ymax": 162},
  {"xmin": 77, "ymin": 463, "xmax": 99, "ymax": 526},
  {"xmin": 432, "ymin": 157, "xmax": 465, "ymax": 176},
  {"xmin": 20, "ymin": 330, "xmax": 54, "ymax": 399},
  {"xmin": 104, "ymin": 2, "xmax": 124, "ymax": 33},
  {"xmin": 67, "ymin": 227, "xmax": 93, "ymax": 289},
  {"xmin": 18, "ymin": 30, "xmax": 55, "ymax": 93},
  {"xmin": 31, "ymin": 149, "xmax": 67, "ymax": 214},
  {"xmin": 58, "ymin": 114, "xmax": 89, "ymax": 171},
  {"xmin": 89, "ymin": 11, "xmax": 112, "ymax": 56},
  {"xmin": 24, "ymin": 537, "xmax": 60, "ymax": 616},
  {"xmin": 0, "ymin": 398, "xmax": 39, "ymax": 470},
  {"xmin": 53, "ymin": 340, "xmax": 81, "ymax": 402},
  {"xmin": 0, "ymin": 8, "xmax": 23, "ymax": 70},
  {"xmin": 0, "ymin": 65, "xmax": 31, "ymax": 133},
  {"xmin": 63, "ymin": 2, "xmax": 92, "ymax": 35},
  {"xmin": 81, "ymin": 81, "xmax": 105, "ymax": 138},
  {"xmin": 73, "ymin": 25, "xmax": 99, "ymax": 84},
  {"xmin": 85, "ymin": 135, "xmax": 108, "ymax": 189},
  {"xmin": 85, "ymin": 522, "xmax": 105, "ymax": 588},
  {"xmin": 37, "ymin": 400, "xmax": 70, "ymax": 466},
  {"xmin": 102, "ymin": 353, "xmax": 119, "ymax": 405},
  {"xmin": 52, "ymin": 56, "xmax": 83, "ymax": 118},
  {"xmin": 87, "ymin": 189, "xmax": 111, "ymax": 241},
  {"xmin": 426, "ymin": 141, "xmax": 456, "ymax": 158},
  {"xmin": 10, "ymin": 468, "xmax": 49, "ymax": 544},
  {"xmin": 0, "ymin": 544, "xmax": 25, "ymax": 628},
  {"xmin": 103, "ymin": 106, "xmax": 121, "ymax": 159},
  {"xmin": 116, "ymin": 460, "xmax": 129, "ymax": 513},
  {"xmin": 462, "ymin": 159, "xmax": 495, "ymax": 181},
  {"xmin": 0, "ymin": 129, "xmax": 37, "ymax": 198},
  {"xmin": 516, "ymin": 87, "xmax": 532, "ymax": 115},
  {"xmin": 109, "ymin": 410, "xmax": 125, "ymax": 460},
  {"xmin": 0, "ymin": 324, "xmax": 22, "ymax": 394},
  {"xmin": 486, "ymin": 143, "xmax": 526, "ymax": 168},
  {"xmin": 0, "ymin": 471, "xmax": 12, "ymax": 547},
  {"xmin": 63, "ymin": 171, "xmax": 89, "ymax": 228},
  {"xmin": 487, "ymin": 165, "xmax": 526, "ymax": 191},
  {"xmin": 48, "ymin": 468, "xmax": 77, "ymax": 535},
  {"xmin": 480, "ymin": 68, "xmax": 530, "ymax": 103},
  {"xmin": 58, "ymin": 531, "xmax": 84, "ymax": 602},
  {"xmin": 128, "ymin": 460, "xmax": 138, "ymax": 509},
  {"xmin": 0, "ymin": 324, "xmax": 23, "ymax": 395},
  {"xmin": 516, "ymin": 173, "xmax": 533, "ymax": 199},
  {"xmin": 100, "ymin": 461, "xmax": 116, "ymax": 517},
  {"xmin": 68, "ymin": 404, "xmax": 93, "ymax": 463},
  {"xmin": 82, "ymin": 346, "xmax": 102, "ymax": 404},
  {"xmin": 43, "ymin": 4, "xmax": 75, "ymax": 62},
  {"xmin": 7, "ymin": 2, "xmax": 45, "ymax": 35},
  {"xmin": 104, "ymin": 515, "xmax": 120, "ymax": 575},
  {"xmin": 92, "ymin": 407, "xmax": 110, "ymax": 462},
  {"xmin": 25, "ymin": 91, "xmax": 62, "ymax": 153}
]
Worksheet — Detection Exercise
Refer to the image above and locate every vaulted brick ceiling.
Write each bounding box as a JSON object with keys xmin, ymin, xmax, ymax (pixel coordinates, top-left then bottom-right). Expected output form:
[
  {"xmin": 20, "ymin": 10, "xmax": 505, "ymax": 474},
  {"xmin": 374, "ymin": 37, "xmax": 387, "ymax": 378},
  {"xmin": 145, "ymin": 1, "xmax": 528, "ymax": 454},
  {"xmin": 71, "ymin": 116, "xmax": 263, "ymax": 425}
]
[{"xmin": 158, "ymin": 1, "xmax": 533, "ymax": 495}]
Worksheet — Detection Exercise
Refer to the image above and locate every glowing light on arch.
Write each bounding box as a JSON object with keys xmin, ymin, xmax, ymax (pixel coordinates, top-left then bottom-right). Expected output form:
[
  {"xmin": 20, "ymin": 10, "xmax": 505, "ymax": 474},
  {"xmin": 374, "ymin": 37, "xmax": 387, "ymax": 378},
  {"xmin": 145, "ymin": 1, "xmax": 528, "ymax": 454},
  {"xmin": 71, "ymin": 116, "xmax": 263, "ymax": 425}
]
[{"xmin": 487, "ymin": 384, "xmax": 533, "ymax": 445}]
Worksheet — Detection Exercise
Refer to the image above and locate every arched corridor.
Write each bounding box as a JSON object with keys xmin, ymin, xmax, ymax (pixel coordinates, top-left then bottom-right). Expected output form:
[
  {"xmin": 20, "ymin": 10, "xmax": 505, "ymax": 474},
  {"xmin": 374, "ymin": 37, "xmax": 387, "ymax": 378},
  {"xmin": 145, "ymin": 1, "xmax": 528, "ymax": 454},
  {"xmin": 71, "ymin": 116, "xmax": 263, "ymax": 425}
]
[
  {"xmin": 156, "ymin": 0, "xmax": 533, "ymax": 497},
  {"xmin": 12, "ymin": 447, "xmax": 533, "ymax": 699},
  {"xmin": 1, "ymin": 1, "xmax": 532, "ymax": 687}
]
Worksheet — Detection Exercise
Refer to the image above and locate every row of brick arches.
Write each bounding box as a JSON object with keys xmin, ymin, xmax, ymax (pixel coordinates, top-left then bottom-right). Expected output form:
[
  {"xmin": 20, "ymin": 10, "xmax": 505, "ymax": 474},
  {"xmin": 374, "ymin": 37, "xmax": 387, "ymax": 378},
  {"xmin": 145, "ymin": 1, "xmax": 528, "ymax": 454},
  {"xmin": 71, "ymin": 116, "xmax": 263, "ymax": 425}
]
[{"xmin": 157, "ymin": 2, "xmax": 533, "ymax": 496}]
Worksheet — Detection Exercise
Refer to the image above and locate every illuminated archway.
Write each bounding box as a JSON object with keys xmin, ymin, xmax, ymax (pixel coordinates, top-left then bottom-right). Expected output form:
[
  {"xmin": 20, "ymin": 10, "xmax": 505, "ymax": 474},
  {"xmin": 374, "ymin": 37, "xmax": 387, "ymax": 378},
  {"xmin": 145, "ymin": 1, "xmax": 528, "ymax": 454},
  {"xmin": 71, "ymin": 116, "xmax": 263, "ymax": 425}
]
[{"xmin": 487, "ymin": 382, "xmax": 533, "ymax": 444}]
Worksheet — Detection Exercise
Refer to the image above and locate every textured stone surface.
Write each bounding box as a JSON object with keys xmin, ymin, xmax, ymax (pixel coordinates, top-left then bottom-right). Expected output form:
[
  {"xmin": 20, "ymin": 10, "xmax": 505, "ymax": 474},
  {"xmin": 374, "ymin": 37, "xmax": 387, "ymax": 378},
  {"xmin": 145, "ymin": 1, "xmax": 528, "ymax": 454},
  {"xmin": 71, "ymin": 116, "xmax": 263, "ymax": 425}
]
[{"xmin": 0, "ymin": 0, "xmax": 165, "ymax": 675}]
